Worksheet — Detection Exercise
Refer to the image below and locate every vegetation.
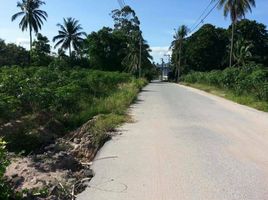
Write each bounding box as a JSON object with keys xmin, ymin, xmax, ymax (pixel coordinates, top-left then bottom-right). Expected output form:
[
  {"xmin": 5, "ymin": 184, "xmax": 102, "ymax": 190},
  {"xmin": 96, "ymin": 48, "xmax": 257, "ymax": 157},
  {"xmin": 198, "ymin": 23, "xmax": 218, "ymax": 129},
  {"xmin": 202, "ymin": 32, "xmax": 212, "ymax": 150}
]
[
  {"xmin": 0, "ymin": 138, "xmax": 11, "ymax": 200},
  {"xmin": 170, "ymin": 25, "xmax": 189, "ymax": 82},
  {"xmin": 53, "ymin": 18, "xmax": 86, "ymax": 57},
  {"xmin": 182, "ymin": 64, "xmax": 268, "ymax": 111},
  {"xmin": 169, "ymin": 1, "xmax": 267, "ymax": 112},
  {"xmin": 214, "ymin": 0, "xmax": 256, "ymax": 67},
  {"xmin": 11, "ymin": 0, "xmax": 48, "ymax": 50},
  {"xmin": 31, "ymin": 33, "xmax": 52, "ymax": 66},
  {"xmin": 184, "ymin": 24, "xmax": 228, "ymax": 72},
  {"xmin": 0, "ymin": 66, "xmax": 146, "ymax": 151},
  {"xmin": 0, "ymin": 40, "xmax": 29, "ymax": 66}
]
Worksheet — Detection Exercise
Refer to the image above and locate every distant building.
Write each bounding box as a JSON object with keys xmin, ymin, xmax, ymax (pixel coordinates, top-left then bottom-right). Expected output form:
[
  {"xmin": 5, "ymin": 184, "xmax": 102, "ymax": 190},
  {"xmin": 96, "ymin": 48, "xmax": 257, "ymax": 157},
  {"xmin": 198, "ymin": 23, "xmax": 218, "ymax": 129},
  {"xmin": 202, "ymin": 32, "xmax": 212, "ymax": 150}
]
[{"xmin": 156, "ymin": 63, "xmax": 171, "ymax": 80}]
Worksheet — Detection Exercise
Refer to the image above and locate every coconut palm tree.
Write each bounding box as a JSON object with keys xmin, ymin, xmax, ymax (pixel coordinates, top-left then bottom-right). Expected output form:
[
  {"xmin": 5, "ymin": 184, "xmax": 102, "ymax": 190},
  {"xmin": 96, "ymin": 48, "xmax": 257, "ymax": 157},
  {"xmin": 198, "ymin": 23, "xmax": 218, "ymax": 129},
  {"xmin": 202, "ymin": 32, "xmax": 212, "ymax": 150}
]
[
  {"xmin": 214, "ymin": 0, "xmax": 255, "ymax": 67},
  {"xmin": 11, "ymin": 0, "xmax": 48, "ymax": 51},
  {"xmin": 53, "ymin": 18, "xmax": 86, "ymax": 57},
  {"xmin": 170, "ymin": 25, "xmax": 188, "ymax": 82}
]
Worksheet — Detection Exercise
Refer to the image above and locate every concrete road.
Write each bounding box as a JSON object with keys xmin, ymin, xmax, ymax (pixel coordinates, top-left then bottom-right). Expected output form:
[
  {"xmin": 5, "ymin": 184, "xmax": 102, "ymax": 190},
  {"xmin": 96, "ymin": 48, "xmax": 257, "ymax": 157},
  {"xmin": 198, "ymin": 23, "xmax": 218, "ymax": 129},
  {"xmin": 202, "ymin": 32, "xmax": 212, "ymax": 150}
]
[{"xmin": 77, "ymin": 82, "xmax": 268, "ymax": 200}]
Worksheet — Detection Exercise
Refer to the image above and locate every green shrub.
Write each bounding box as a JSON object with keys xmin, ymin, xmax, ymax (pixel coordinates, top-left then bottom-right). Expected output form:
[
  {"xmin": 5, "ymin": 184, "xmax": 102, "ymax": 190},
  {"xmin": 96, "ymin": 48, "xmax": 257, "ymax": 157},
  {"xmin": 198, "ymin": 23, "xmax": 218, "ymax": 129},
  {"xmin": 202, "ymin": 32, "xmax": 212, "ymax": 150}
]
[
  {"xmin": 0, "ymin": 138, "xmax": 11, "ymax": 200},
  {"xmin": 0, "ymin": 66, "xmax": 146, "ymax": 153},
  {"xmin": 182, "ymin": 64, "xmax": 268, "ymax": 101}
]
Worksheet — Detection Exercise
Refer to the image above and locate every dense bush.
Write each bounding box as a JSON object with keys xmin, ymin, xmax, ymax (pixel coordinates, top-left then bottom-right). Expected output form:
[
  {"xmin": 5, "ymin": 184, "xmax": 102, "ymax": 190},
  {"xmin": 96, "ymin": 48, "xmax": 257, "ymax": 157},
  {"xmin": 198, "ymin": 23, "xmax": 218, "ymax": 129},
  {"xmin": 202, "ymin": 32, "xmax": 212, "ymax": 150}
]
[
  {"xmin": 182, "ymin": 65, "xmax": 268, "ymax": 101},
  {"xmin": 0, "ymin": 66, "xmax": 132, "ymax": 122},
  {"xmin": 0, "ymin": 66, "xmax": 146, "ymax": 153}
]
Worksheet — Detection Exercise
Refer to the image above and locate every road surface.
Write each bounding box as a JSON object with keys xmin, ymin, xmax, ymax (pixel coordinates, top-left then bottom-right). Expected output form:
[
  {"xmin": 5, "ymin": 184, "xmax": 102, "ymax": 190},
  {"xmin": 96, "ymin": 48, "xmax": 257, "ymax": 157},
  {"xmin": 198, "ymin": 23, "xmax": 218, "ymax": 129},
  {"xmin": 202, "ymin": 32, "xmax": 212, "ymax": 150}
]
[{"xmin": 78, "ymin": 82, "xmax": 268, "ymax": 200}]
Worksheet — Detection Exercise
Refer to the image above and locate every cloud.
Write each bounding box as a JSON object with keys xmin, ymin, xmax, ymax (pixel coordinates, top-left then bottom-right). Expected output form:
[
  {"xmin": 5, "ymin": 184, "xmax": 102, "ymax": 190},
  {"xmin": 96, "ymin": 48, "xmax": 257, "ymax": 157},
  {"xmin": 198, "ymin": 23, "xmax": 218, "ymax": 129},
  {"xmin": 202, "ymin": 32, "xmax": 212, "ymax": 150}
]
[
  {"xmin": 16, "ymin": 38, "xmax": 30, "ymax": 49},
  {"xmin": 150, "ymin": 46, "xmax": 172, "ymax": 63}
]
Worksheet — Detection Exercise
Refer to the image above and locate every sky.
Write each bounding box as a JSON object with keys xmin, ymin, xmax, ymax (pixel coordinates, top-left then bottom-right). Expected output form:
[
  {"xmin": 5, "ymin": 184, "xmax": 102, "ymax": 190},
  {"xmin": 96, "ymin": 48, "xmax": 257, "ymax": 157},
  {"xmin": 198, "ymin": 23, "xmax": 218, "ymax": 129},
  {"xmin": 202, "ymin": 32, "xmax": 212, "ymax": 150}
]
[{"xmin": 0, "ymin": 0, "xmax": 267, "ymax": 63}]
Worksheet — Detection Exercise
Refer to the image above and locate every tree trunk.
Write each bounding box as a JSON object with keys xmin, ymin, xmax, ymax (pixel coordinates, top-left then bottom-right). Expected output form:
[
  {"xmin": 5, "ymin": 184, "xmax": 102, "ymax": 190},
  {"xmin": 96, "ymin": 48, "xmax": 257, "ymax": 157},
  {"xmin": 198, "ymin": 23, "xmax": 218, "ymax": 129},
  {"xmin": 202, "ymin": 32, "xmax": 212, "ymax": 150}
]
[
  {"xmin": 139, "ymin": 38, "xmax": 142, "ymax": 78},
  {"xmin": 29, "ymin": 26, "xmax": 32, "ymax": 51},
  {"xmin": 29, "ymin": 26, "xmax": 32, "ymax": 64},
  {"xmin": 69, "ymin": 45, "xmax": 72, "ymax": 57},
  {"xmin": 177, "ymin": 40, "xmax": 182, "ymax": 83},
  {"xmin": 229, "ymin": 22, "xmax": 235, "ymax": 67}
]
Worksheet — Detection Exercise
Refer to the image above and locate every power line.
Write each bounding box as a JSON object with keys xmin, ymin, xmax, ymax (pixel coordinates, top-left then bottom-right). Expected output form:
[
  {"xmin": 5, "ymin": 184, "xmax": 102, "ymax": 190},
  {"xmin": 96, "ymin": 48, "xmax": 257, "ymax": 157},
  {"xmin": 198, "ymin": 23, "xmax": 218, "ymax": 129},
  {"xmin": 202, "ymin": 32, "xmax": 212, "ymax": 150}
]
[
  {"xmin": 190, "ymin": 0, "xmax": 220, "ymax": 33},
  {"xmin": 117, "ymin": 0, "xmax": 124, "ymax": 8},
  {"xmin": 117, "ymin": 0, "xmax": 126, "ymax": 8},
  {"xmin": 190, "ymin": 0, "xmax": 214, "ymax": 31}
]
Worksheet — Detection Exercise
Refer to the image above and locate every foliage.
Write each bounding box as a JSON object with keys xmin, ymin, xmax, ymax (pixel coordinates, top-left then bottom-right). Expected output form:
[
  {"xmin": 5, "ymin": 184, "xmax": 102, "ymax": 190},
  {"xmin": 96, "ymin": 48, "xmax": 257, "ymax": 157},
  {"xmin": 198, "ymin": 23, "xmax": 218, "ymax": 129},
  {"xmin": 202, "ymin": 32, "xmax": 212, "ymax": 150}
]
[
  {"xmin": 184, "ymin": 24, "xmax": 228, "ymax": 72},
  {"xmin": 122, "ymin": 31, "xmax": 141, "ymax": 74},
  {"xmin": 31, "ymin": 33, "xmax": 52, "ymax": 66},
  {"xmin": 110, "ymin": 6, "xmax": 153, "ymax": 75},
  {"xmin": 53, "ymin": 18, "xmax": 86, "ymax": 57},
  {"xmin": 231, "ymin": 19, "xmax": 268, "ymax": 65},
  {"xmin": 171, "ymin": 19, "xmax": 268, "ymax": 76},
  {"xmin": 11, "ymin": 0, "xmax": 48, "ymax": 50},
  {"xmin": 0, "ymin": 139, "xmax": 9, "ymax": 179},
  {"xmin": 170, "ymin": 25, "xmax": 189, "ymax": 82},
  {"xmin": 85, "ymin": 27, "xmax": 126, "ymax": 71},
  {"xmin": 0, "ymin": 40, "xmax": 29, "ymax": 67},
  {"xmin": 182, "ymin": 64, "xmax": 268, "ymax": 101},
  {"xmin": 111, "ymin": 6, "xmax": 140, "ymax": 34},
  {"xmin": 0, "ymin": 138, "xmax": 11, "ymax": 200},
  {"xmin": 83, "ymin": 6, "xmax": 154, "ymax": 75},
  {"xmin": 233, "ymin": 38, "xmax": 253, "ymax": 67},
  {"xmin": 214, "ymin": 0, "xmax": 256, "ymax": 67},
  {"xmin": 0, "ymin": 66, "xmax": 147, "ymax": 153}
]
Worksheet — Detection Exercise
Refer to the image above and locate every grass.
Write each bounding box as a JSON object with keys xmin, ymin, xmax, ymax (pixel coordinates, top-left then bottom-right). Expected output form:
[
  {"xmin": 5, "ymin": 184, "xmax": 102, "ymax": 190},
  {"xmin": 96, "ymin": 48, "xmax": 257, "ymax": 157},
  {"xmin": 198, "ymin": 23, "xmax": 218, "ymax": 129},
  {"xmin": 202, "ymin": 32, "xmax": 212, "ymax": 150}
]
[
  {"xmin": 182, "ymin": 82, "xmax": 268, "ymax": 112},
  {"xmin": 82, "ymin": 79, "xmax": 147, "ymax": 147},
  {"xmin": 0, "ymin": 66, "xmax": 147, "ymax": 153}
]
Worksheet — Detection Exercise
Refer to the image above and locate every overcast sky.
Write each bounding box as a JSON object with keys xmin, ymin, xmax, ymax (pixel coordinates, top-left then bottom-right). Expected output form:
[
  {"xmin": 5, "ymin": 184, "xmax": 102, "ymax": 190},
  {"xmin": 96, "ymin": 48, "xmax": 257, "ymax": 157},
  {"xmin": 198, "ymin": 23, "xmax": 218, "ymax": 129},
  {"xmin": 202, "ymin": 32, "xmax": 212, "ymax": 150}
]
[{"xmin": 0, "ymin": 0, "xmax": 267, "ymax": 63}]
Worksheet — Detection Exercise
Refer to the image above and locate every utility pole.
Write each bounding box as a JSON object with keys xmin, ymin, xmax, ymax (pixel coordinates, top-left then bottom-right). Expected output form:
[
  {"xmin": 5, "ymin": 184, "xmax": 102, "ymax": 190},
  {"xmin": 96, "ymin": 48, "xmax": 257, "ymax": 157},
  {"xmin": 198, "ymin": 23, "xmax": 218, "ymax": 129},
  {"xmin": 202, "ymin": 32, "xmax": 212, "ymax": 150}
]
[
  {"xmin": 139, "ymin": 37, "xmax": 142, "ymax": 78},
  {"xmin": 164, "ymin": 54, "xmax": 171, "ymax": 80},
  {"xmin": 161, "ymin": 58, "xmax": 164, "ymax": 81}
]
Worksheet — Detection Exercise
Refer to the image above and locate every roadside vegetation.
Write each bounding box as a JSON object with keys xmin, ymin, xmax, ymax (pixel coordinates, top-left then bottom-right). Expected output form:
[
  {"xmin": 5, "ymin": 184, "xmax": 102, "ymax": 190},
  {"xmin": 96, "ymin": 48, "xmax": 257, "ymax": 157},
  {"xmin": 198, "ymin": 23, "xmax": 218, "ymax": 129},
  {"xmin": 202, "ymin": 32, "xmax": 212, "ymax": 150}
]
[
  {"xmin": 0, "ymin": 66, "xmax": 146, "ymax": 153},
  {"xmin": 0, "ymin": 0, "xmax": 154, "ymax": 199},
  {"xmin": 182, "ymin": 65, "xmax": 268, "ymax": 111},
  {"xmin": 170, "ymin": 0, "xmax": 267, "ymax": 111}
]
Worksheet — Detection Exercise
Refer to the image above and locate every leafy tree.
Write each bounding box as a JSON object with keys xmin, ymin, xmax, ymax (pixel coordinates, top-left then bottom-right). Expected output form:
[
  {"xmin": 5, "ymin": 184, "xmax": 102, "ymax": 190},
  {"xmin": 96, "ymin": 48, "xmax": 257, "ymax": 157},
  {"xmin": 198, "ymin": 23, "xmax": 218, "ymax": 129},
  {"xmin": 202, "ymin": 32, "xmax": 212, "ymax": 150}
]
[
  {"xmin": 214, "ymin": 0, "xmax": 256, "ymax": 67},
  {"xmin": 232, "ymin": 19, "xmax": 268, "ymax": 65},
  {"xmin": 31, "ymin": 33, "xmax": 51, "ymax": 66},
  {"xmin": 111, "ymin": 6, "xmax": 140, "ymax": 35},
  {"xmin": 111, "ymin": 6, "xmax": 153, "ymax": 75},
  {"xmin": 170, "ymin": 25, "xmax": 189, "ymax": 82},
  {"xmin": 0, "ymin": 39, "xmax": 29, "ymax": 66},
  {"xmin": 53, "ymin": 18, "xmax": 86, "ymax": 57},
  {"xmin": 11, "ymin": 0, "xmax": 48, "ymax": 51},
  {"xmin": 184, "ymin": 24, "xmax": 228, "ymax": 72},
  {"xmin": 85, "ymin": 27, "xmax": 126, "ymax": 71}
]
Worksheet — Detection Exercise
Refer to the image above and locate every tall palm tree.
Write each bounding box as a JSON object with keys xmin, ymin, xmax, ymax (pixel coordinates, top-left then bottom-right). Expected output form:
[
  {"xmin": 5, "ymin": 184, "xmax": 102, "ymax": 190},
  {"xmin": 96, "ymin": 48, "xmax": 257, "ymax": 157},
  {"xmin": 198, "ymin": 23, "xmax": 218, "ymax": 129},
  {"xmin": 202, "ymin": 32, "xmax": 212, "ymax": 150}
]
[
  {"xmin": 214, "ymin": 0, "xmax": 255, "ymax": 67},
  {"xmin": 170, "ymin": 25, "xmax": 188, "ymax": 82},
  {"xmin": 11, "ymin": 0, "xmax": 48, "ymax": 51},
  {"xmin": 53, "ymin": 18, "xmax": 86, "ymax": 57}
]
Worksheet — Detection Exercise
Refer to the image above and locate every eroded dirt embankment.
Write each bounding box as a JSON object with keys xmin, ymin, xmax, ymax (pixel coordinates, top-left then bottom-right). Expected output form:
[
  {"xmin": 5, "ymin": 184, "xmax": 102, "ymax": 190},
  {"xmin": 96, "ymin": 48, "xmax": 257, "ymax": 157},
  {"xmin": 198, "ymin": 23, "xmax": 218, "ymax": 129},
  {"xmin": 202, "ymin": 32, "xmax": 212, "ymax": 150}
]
[{"xmin": 3, "ymin": 115, "xmax": 114, "ymax": 199}]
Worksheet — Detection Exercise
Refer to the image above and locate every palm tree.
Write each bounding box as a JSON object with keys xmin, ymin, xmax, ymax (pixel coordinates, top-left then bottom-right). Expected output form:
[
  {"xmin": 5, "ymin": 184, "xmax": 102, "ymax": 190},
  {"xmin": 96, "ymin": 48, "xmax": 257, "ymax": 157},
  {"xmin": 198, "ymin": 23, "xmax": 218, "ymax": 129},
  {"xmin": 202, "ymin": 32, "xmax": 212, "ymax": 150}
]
[
  {"xmin": 214, "ymin": 0, "xmax": 255, "ymax": 67},
  {"xmin": 11, "ymin": 0, "xmax": 48, "ymax": 51},
  {"xmin": 122, "ymin": 33, "xmax": 140, "ymax": 74},
  {"xmin": 170, "ymin": 25, "xmax": 188, "ymax": 82},
  {"xmin": 53, "ymin": 18, "xmax": 86, "ymax": 57}
]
